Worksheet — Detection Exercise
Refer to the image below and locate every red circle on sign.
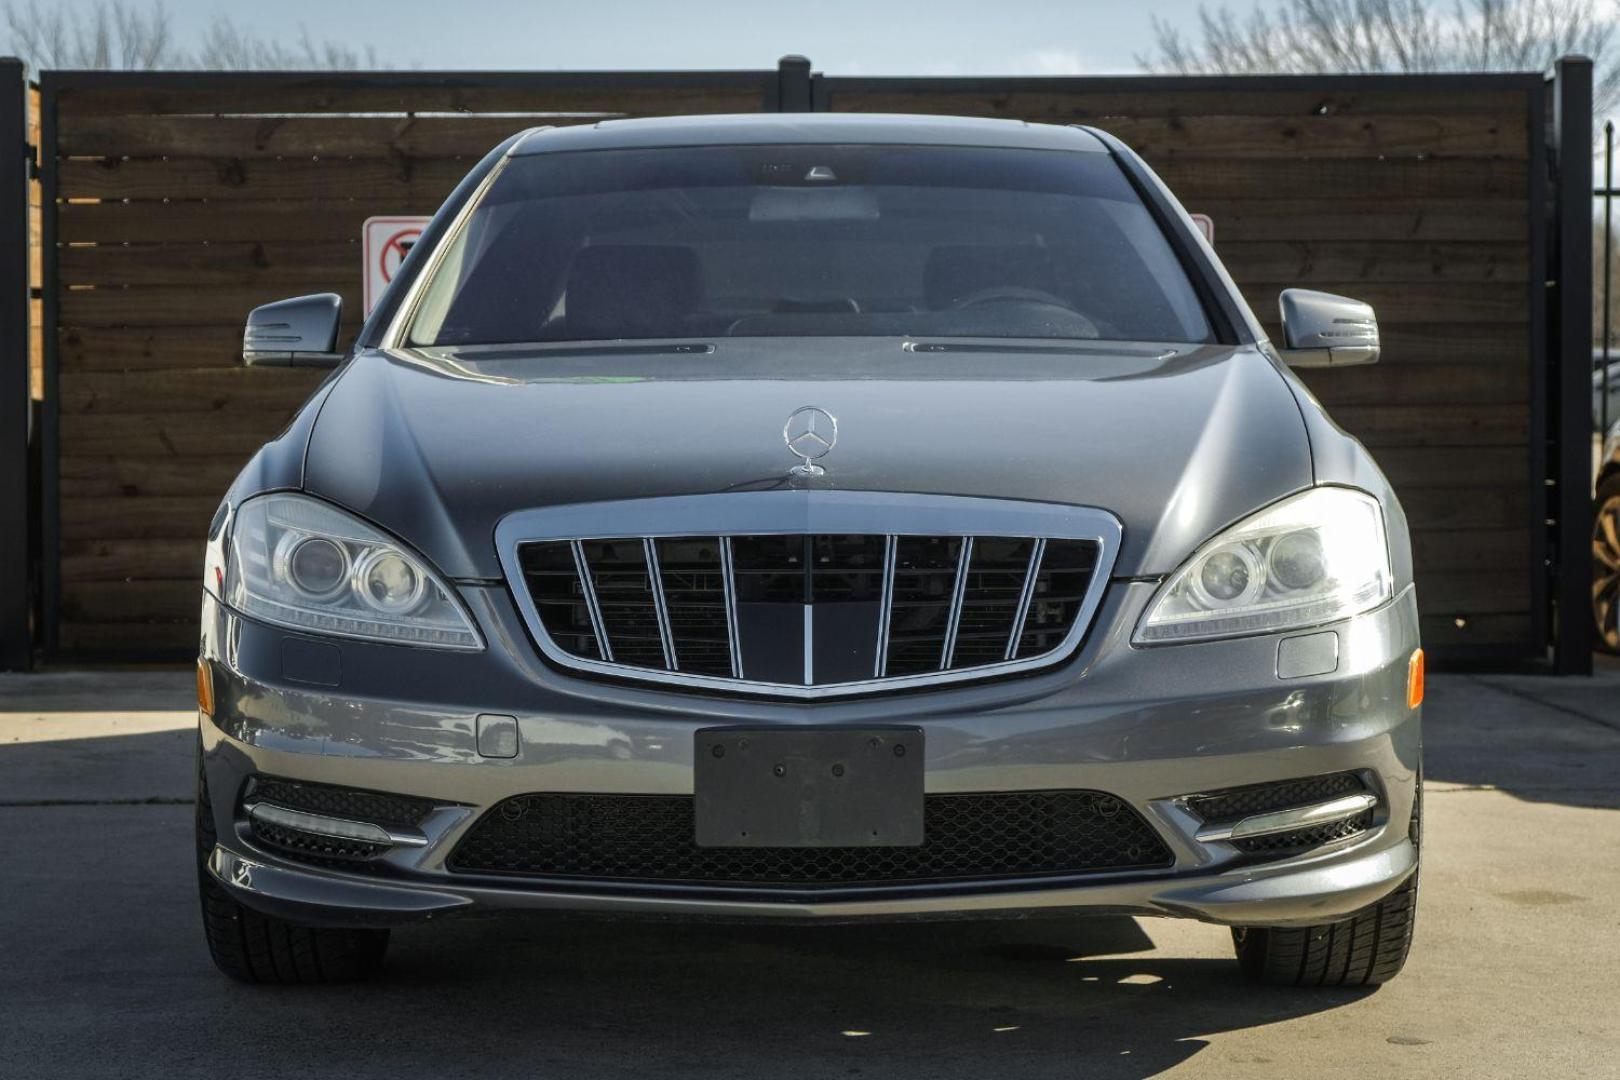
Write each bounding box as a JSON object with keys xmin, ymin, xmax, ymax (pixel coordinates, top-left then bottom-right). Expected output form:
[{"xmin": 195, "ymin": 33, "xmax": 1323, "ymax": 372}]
[{"xmin": 378, "ymin": 227, "xmax": 423, "ymax": 285}]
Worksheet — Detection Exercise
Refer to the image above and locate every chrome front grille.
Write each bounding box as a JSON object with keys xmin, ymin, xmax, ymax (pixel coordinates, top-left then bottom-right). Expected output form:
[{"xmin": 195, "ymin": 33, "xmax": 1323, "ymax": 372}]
[
  {"xmin": 500, "ymin": 493, "xmax": 1120, "ymax": 698},
  {"xmin": 502, "ymin": 493, "xmax": 1118, "ymax": 698},
  {"xmin": 523, "ymin": 531, "xmax": 1097, "ymax": 689}
]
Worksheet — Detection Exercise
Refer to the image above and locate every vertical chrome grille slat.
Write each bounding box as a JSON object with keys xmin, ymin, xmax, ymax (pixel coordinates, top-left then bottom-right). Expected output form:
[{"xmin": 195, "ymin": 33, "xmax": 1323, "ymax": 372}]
[
  {"xmin": 642, "ymin": 538, "xmax": 678, "ymax": 672},
  {"xmin": 719, "ymin": 537, "xmax": 743, "ymax": 679},
  {"xmin": 569, "ymin": 540, "xmax": 613, "ymax": 664},
  {"xmin": 1006, "ymin": 537, "xmax": 1047, "ymax": 661},
  {"xmin": 940, "ymin": 536, "xmax": 974, "ymax": 670},
  {"xmin": 874, "ymin": 534, "xmax": 897, "ymax": 678}
]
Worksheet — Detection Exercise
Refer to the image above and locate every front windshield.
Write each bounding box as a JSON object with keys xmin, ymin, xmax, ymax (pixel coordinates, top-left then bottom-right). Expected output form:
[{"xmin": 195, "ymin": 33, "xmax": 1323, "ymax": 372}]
[{"xmin": 405, "ymin": 143, "xmax": 1214, "ymax": 347}]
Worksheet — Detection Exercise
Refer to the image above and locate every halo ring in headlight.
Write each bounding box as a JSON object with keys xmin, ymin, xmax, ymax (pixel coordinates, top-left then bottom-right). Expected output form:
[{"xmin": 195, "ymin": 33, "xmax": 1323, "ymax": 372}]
[
  {"xmin": 274, "ymin": 534, "xmax": 350, "ymax": 600},
  {"xmin": 1268, "ymin": 530, "xmax": 1327, "ymax": 591},
  {"xmin": 354, "ymin": 549, "xmax": 426, "ymax": 615},
  {"xmin": 1188, "ymin": 544, "xmax": 1265, "ymax": 610}
]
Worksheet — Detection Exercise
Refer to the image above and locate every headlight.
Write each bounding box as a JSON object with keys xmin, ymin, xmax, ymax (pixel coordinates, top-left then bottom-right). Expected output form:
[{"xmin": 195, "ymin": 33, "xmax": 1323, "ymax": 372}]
[
  {"xmin": 221, "ymin": 493, "xmax": 482, "ymax": 650},
  {"xmin": 1134, "ymin": 487, "xmax": 1391, "ymax": 644}
]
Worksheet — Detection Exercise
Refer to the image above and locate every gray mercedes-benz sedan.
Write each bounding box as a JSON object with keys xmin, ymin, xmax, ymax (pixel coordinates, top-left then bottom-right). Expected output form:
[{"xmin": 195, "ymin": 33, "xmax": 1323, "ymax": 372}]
[{"xmin": 196, "ymin": 114, "xmax": 1422, "ymax": 987}]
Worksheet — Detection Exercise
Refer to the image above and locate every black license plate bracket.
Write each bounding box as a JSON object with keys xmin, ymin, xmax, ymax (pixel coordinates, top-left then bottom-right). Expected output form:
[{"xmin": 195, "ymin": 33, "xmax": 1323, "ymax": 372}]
[{"xmin": 694, "ymin": 727, "xmax": 924, "ymax": 848}]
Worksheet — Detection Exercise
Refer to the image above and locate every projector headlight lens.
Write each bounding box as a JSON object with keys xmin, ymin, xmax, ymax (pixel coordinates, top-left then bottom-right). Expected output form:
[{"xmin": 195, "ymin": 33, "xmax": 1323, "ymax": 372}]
[
  {"xmin": 1135, "ymin": 487, "xmax": 1392, "ymax": 644},
  {"xmin": 222, "ymin": 493, "xmax": 481, "ymax": 650}
]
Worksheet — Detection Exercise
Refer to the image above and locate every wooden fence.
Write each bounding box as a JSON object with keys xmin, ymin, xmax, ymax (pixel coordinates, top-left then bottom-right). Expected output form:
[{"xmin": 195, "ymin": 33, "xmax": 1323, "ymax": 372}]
[{"xmin": 22, "ymin": 60, "xmax": 1591, "ymax": 664}]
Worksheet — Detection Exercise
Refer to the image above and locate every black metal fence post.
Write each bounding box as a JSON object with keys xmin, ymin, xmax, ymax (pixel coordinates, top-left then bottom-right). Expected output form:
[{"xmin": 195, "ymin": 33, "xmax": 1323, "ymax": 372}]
[
  {"xmin": 1551, "ymin": 56, "xmax": 1595, "ymax": 673},
  {"xmin": 0, "ymin": 58, "xmax": 30, "ymax": 671},
  {"xmin": 776, "ymin": 55, "xmax": 812, "ymax": 112},
  {"xmin": 1602, "ymin": 122, "xmax": 1612, "ymax": 440}
]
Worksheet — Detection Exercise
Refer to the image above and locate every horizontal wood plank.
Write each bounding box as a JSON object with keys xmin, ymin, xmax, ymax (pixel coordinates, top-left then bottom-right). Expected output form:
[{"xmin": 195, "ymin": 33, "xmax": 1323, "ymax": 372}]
[
  {"xmin": 57, "ymin": 110, "xmax": 1527, "ymax": 161},
  {"xmin": 58, "ymin": 620, "xmax": 198, "ymax": 653},
  {"xmin": 1329, "ymin": 404, "xmax": 1530, "ymax": 447},
  {"xmin": 1237, "ymin": 281, "xmax": 1527, "ymax": 323},
  {"xmin": 60, "ymin": 156, "xmax": 470, "ymax": 202},
  {"xmin": 1410, "ymin": 528, "xmax": 1529, "ymax": 571},
  {"xmin": 1191, "ymin": 199, "xmax": 1526, "ymax": 242},
  {"xmin": 58, "ymin": 115, "xmax": 556, "ymax": 158},
  {"xmin": 1215, "ymin": 241, "xmax": 1528, "ymax": 284},
  {"xmin": 1399, "ymin": 485, "xmax": 1528, "ymax": 530},
  {"xmin": 823, "ymin": 86, "xmax": 1535, "ymax": 119},
  {"xmin": 1324, "ymin": 323, "xmax": 1532, "ymax": 366},
  {"xmin": 59, "ymin": 412, "xmax": 291, "ymax": 457},
  {"xmin": 60, "ymin": 199, "xmax": 447, "ymax": 244},
  {"xmin": 60, "ymin": 241, "xmax": 359, "ymax": 287},
  {"xmin": 56, "ymin": 76, "xmax": 771, "ymax": 118},
  {"xmin": 61, "ymin": 496, "xmax": 223, "ymax": 541},
  {"xmin": 59, "ymin": 325, "xmax": 282, "ymax": 371},
  {"xmin": 1373, "ymin": 446, "xmax": 1530, "ymax": 488},
  {"xmin": 1415, "ymin": 568, "xmax": 1531, "ymax": 610},
  {"xmin": 62, "ymin": 538, "xmax": 204, "ymax": 581},
  {"xmin": 60, "ymin": 367, "xmax": 322, "ymax": 415},
  {"xmin": 63, "ymin": 578, "xmax": 210, "ymax": 621},
  {"xmin": 61, "ymin": 455, "xmax": 243, "ymax": 498},
  {"xmin": 60, "ymin": 284, "xmax": 363, "ymax": 328},
  {"xmin": 1114, "ymin": 113, "xmax": 1526, "ymax": 159},
  {"xmin": 1303, "ymin": 360, "xmax": 1528, "ymax": 407}
]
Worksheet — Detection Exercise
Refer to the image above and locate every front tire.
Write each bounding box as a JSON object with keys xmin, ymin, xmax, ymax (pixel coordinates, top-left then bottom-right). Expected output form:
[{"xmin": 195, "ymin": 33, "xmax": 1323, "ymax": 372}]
[
  {"xmin": 195, "ymin": 747, "xmax": 389, "ymax": 984},
  {"xmin": 1233, "ymin": 775, "xmax": 1420, "ymax": 987},
  {"xmin": 1230, "ymin": 870, "xmax": 1418, "ymax": 987}
]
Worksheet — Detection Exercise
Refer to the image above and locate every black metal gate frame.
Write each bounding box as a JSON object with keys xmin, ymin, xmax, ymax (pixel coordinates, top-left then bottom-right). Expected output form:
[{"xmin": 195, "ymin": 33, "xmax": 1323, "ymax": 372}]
[
  {"xmin": 0, "ymin": 57, "xmax": 28, "ymax": 672},
  {"xmin": 10, "ymin": 55, "xmax": 1597, "ymax": 671}
]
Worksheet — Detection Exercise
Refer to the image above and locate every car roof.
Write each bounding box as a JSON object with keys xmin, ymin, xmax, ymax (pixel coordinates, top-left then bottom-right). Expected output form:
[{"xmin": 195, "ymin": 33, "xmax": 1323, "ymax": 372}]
[{"xmin": 509, "ymin": 113, "xmax": 1109, "ymax": 155}]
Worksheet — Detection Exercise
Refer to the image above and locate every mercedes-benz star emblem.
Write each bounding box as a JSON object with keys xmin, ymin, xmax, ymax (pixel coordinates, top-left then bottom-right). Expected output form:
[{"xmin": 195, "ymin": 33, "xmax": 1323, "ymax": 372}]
[{"xmin": 783, "ymin": 405, "xmax": 838, "ymax": 477}]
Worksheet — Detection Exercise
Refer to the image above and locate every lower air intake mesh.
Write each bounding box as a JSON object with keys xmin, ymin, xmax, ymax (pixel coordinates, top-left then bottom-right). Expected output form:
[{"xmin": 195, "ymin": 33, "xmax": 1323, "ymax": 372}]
[{"xmin": 448, "ymin": 790, "xmax": 1173, "ymax": 888}]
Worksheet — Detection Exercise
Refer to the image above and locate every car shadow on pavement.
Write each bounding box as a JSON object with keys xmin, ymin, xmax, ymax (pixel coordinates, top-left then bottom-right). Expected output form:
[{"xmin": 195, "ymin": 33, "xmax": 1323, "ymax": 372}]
[{"xmin": 299, "ymin": 912, "xmax": 1368, "ymax": 1079}]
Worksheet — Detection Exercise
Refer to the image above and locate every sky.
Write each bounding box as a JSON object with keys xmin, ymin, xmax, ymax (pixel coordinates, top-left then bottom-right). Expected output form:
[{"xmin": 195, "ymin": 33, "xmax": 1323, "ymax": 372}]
[{"xmin": 153, "ymin": 0, "xmax": 1211, "ymax": 74}]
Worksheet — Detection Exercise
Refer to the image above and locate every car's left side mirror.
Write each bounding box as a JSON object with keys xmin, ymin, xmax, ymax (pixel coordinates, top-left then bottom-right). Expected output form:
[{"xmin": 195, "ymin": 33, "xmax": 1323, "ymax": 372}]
[
  {"xmin": 1276, "ymin": 288, "xmax": 1379, "ymax": 369},
  {"xmin": 242, "ymin": 293, "xmax": 345, "ymax": 369}
]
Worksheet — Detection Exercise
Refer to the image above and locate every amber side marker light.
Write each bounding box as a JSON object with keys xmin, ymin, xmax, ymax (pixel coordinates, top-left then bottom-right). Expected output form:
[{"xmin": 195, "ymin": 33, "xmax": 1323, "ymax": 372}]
[
  {"xmin": 1406, "ymin": 648, "xmax": 1425, "ymax": 709},
  {"xmin": 196, "ymin": 658, "xmax": 215, "ymax": 717}
]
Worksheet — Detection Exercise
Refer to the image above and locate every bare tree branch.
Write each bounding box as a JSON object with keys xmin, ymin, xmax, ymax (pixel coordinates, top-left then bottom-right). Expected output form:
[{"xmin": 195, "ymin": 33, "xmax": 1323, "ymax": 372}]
[
  {"xmin": 3, "ymin": 0, "xmax": 393, "ymax": 70},
  {"xmin": 1141, "ymin": 0, "xmax": 1620, "ymax": 111}
]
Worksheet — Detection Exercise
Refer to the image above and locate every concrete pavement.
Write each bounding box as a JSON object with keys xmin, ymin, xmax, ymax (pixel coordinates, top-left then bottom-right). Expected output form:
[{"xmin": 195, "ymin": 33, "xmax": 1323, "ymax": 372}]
[{"xmin": 1, "ymin": 666, "xmax": 1617, "ymax": 1079}]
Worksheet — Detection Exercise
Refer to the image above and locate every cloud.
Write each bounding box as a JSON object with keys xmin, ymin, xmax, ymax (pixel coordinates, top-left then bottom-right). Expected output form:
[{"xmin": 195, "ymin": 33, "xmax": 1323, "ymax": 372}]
[{"xmin": 1017, "ymin": 47, "xmax": 1086, "ymax": 75}]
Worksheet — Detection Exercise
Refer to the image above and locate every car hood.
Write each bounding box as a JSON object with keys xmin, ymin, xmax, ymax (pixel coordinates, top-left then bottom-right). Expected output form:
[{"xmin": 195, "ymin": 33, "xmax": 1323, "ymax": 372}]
[{"xmin": 302, "ymin": 338, "xmax": 1312, "ymax": 580}]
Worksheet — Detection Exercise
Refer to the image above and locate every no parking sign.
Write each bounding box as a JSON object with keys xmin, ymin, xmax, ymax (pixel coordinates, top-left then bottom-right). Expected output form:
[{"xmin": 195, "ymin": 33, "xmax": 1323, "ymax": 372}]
[{"xmin": 362, "ymin": 216, "xmax": 432, "ymax": 316}]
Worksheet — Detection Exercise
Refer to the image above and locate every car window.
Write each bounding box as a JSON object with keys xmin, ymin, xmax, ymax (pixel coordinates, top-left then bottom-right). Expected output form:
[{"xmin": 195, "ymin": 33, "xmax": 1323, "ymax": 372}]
[{"xmin": 404, "ymin": 144, "xmax": 1214, "ymax": 347}]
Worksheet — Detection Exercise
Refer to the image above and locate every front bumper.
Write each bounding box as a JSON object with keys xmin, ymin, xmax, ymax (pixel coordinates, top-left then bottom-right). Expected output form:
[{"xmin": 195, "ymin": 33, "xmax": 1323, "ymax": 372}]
[{"xmin": 198, "ymin": 581, "xmax": 1422, "ymax": 929}]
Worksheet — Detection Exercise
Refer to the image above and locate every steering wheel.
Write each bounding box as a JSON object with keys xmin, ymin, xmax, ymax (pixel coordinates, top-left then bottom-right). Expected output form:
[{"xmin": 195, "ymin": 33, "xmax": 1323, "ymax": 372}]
[{"xmin": 946, "ymin": 286, "xmax": 1100, "ymax": 336}]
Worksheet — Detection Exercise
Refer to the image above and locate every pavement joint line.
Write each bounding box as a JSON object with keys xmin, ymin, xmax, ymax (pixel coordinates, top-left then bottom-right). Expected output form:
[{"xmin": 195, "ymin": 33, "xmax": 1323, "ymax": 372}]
[
  {"xmin": 1464, "ymin": 675, "xmax": 1620, "ymax": 735},
  {"xmin": 0, "ymin": 797, "xmax": 191, "ymax": 807}
]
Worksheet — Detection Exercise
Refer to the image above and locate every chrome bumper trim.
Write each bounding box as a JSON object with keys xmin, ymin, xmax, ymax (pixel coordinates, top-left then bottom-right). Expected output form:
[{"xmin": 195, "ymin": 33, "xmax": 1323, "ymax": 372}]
[
  {"xmin": 1194, "ymin": 792, "xmax": 1379, "ymax": 844},
  {"xmin": 245, "ymin": 802, "xmax": 428, "ymax": 849}
]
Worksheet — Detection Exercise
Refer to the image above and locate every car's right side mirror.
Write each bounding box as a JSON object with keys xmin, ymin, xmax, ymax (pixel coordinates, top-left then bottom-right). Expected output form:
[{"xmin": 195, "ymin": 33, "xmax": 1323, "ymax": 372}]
[
  {"xmin": 1276, "ymin": 288, "xmax": 1380, "ymax": 369},
  {"xmin": 242, "ymin": 293, "xmax": 345, "ymax": 369}
]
